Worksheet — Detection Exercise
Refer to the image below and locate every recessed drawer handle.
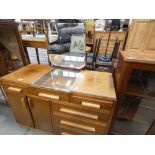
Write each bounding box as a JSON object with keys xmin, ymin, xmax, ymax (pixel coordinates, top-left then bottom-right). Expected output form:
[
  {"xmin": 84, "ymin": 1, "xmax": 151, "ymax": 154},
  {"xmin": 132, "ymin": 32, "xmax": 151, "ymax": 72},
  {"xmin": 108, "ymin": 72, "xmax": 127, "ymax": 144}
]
[
  {"xmin": 61, "ymin": 132, "xmax": 72, "ymax": 135},
  {"xmin": 8, "ymin": 87, "xmax": 22, "ymax": 92},
  {"xmin": 38, "ymin": 93, "xmax": 59, "ymax": 100},
  {"xmin": 60, "ymin": 120, "xmax": 95, "ymax": 132},
  {"xmin": 60, "ymin": 108, "xmax": 98, "ymax": 120},
  {"xmin": 82, "ymin": 102, "xmax": 100, "ymax": 109}
]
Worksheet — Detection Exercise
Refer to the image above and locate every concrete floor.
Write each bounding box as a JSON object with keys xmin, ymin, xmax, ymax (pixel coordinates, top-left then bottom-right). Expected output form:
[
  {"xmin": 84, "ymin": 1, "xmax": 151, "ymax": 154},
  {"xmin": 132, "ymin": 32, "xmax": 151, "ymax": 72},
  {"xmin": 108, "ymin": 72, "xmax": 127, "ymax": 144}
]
[{"xmin": 0, "ymin": 105, "xmax": 47, "ymax": 135}]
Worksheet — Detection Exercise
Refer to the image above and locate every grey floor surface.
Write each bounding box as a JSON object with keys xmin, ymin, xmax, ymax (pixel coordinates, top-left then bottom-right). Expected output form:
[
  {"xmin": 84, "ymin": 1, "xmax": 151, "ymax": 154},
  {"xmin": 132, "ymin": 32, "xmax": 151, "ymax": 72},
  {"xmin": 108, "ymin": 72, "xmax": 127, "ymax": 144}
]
[{"xmin": 0, "ymin": 105, "xmax": 47, "ymax": 135}]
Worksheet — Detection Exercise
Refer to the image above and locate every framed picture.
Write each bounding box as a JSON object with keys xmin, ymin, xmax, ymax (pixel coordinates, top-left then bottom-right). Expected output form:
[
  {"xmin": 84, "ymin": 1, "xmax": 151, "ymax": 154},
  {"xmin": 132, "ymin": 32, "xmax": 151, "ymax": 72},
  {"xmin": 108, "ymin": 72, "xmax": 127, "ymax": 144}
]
[{"xmin": 70, "ymin": 34, "xmax": 85, "ymax": 53}]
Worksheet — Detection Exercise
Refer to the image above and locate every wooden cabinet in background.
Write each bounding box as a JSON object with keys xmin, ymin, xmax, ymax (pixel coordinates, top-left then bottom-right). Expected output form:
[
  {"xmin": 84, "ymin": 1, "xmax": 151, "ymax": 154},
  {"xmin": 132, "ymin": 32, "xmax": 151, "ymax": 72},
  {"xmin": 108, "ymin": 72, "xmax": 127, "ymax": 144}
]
[
  {"xmin": 112, "ymin": 51, "xmax": 155, "ymax": 134},
  {"xmin": 125, "ymin": 19, "xmax": 155, "ymax": 52},
  {"xmin": 143, "ymin": 20, "xmax": 155, "ymax": 52},
  {"xmin": 94, "ymin": 31, "xmax": 127, "ymax": 54}
]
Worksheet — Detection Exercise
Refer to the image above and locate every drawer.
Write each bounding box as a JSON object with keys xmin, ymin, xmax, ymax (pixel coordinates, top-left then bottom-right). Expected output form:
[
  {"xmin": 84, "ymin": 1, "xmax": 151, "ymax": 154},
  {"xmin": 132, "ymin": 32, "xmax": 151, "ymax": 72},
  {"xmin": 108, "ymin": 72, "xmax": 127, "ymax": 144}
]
[
  {"xmin": 71, "ymin": 95, "xmax": 113, "ymax": 111},
  {"xmin": 53, "ymin": 113, "xmax": 107, "ymax": 134},
  {"xmin": 1, "ymin": 82, "xmax": 27, "ymax": 95},
  {"xmin": 95, "ymin": 32, "xmax": 109, "ymax": 39},
  {"xmin": 53, "ymin": 101, "xmax": 111, "ymax": 123},
  {"xmin": 110, "ymin": 32, "xmax": 126, "ymax": 40},
  {"xmin": 29, "ymin": 87, "xmax": 69, "ymax": 101},
  {"xmin": 53, "ymin": 124, "xmax": 92, "ymax": 135}
]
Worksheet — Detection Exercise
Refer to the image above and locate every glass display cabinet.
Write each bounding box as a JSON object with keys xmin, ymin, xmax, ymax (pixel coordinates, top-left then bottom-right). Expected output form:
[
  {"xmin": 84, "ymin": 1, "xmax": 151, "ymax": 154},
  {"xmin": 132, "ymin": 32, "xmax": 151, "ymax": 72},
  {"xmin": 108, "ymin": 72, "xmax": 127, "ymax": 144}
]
[{"xmin": 112, "ymin": 50, "xmax": 155, "ymax": 135}]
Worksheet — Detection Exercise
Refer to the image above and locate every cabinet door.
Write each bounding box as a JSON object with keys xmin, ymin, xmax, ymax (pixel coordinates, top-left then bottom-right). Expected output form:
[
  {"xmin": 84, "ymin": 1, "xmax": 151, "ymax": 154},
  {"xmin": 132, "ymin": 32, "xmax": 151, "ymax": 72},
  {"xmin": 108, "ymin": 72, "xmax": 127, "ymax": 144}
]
[
  {"xmin": 1, "ymin": 83, "xmax": 33, "ymax": 127},
  {"xmin": 125, "ymin": 20, "xmax": 149, "ymax": 51},
  {"xmin": 27, "ymin": 95, "xmax": 53, "ymax": 133},
  {"xmin": 143, "ymin": 20, "xmax": 155, "ymax": 52}
]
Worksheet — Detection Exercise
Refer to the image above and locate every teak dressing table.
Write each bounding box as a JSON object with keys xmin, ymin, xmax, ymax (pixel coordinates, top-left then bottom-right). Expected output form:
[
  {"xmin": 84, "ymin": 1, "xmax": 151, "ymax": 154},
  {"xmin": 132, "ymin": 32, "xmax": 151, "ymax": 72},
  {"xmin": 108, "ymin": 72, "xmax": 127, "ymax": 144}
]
[{"xmin": 0, "ymin": 59, "xmax": 116, "ymax": 134}]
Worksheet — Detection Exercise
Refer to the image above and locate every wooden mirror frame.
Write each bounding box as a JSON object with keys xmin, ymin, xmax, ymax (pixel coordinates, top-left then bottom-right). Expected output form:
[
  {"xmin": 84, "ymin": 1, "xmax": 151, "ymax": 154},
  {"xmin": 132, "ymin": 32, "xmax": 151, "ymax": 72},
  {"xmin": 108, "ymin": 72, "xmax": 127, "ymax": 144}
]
[{"xmin": 0, "ymin": 20, "xmax": 27, "ymax": 75}]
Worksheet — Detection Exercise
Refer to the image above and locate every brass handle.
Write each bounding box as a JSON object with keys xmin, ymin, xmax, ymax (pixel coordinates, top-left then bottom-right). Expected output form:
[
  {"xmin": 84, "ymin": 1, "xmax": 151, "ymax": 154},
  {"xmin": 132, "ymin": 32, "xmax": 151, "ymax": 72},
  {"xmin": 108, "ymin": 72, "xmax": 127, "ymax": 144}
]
[
  {"xmin": 60, "ymin": 108, "xmax": 98, "ymax": 120},
  {"xmin": 21, "ymin": 97, "xmax": 26, "ymax": 108},
  {"xmin": 82, "ymin": 102, "xmax": 100, "ymax": 109},
  {"xmin": 61, "ymin": 132, "xmax": 72, "ymax": 135},
  {"xmin": 60, "ymin": 120, "xmax": 95, "ymax": 132},
  {"xmin": 38, "ymin": 93, "xmax": 59, "ymax": 100},
  {"xmin": 8, "ymin": 87, "xmax": 22, "ymax": 92}
]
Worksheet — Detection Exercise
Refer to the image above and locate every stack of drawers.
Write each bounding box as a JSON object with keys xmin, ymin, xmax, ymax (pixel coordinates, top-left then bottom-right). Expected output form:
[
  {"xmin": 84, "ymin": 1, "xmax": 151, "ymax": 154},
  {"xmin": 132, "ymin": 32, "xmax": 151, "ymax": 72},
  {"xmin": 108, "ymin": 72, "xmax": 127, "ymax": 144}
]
[{"xmin": 52, "ymin": 94, "xmax": 115, "ymax": 135}]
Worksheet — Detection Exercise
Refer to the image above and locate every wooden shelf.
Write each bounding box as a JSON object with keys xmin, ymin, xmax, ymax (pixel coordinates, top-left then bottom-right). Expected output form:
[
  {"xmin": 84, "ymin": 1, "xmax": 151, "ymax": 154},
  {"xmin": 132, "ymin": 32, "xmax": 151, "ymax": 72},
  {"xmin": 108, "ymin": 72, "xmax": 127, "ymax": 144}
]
[{"xmin": 126, "ymin": 77, "xmax": 155, "ymax": 100}]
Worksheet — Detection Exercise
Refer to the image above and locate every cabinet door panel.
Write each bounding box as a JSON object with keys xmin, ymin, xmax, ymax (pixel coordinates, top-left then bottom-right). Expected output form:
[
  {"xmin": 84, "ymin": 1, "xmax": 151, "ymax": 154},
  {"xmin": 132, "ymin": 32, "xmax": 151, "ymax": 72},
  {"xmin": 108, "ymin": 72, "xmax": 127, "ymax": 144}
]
[
  {"xmin": 1, "ymin": 82, "xmax": 33, "ymax": 127},
  {"xmin": 125, "ymin": 20, "xmax": 149, "ymax": 51},
  {"xmin": 144, "ymin": 20, "xmax": 155, "ymax": 51},
  {"xmin": 27, "ymin": 95, "xmax": 53, "ymax": 133}
]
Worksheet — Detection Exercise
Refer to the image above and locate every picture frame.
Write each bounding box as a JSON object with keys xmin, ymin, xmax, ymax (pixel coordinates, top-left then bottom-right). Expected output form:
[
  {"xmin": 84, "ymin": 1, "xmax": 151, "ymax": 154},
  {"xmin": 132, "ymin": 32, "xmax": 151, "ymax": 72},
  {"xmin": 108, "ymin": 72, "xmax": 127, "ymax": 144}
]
[{"xmin": 70, "ymin": 34, "xmax": 85, "ymax": 53}]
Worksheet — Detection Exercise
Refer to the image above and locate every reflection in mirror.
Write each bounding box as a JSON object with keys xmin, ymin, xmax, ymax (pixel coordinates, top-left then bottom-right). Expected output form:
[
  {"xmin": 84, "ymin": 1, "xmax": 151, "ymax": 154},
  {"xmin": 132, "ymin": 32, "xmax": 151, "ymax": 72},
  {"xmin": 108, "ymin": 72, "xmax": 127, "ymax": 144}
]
[
  {"xmin": 32, "ymin": 68, "xmax": 79, "ymax": 92},
  {"xmin": 0, "ymin": 20, "xmax": 26, "ymax": 76}
]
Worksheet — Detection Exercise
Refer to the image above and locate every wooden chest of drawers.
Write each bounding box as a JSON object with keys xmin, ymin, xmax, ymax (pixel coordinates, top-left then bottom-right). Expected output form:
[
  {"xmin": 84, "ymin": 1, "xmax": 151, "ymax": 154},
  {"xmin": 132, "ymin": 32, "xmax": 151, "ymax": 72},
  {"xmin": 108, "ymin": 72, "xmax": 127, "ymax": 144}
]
[{"xmin": 0, "ymin": 65, "xmax": 116, "ymax": 135}]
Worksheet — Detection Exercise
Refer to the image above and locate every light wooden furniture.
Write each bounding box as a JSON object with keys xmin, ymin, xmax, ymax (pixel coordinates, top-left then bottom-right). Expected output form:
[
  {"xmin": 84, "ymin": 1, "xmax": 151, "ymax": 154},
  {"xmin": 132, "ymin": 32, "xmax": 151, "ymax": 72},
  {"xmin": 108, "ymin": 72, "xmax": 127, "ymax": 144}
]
[
  {"xmin": 20, "ymin": 19, "xmax": 48, "ymax": 36},
  {"xmin": 85, "ymin": 19, "xmax": 95, "ymax": 46},
  {"xmin": 125, "ymin": 19, "xmax": 155, "ymax": 52},
  {"xmin": 0, "ymin": 64, "xmax": 51, "ymax": 127},
  {"xmin": 94, "ymin": 31, "xmax": 127, "ymax": 54},
  {"xmin": 111, "ymin": 50, "xmax": 155, "ymax": 134},
  {"xmin": 22, "ymin": 36, "xmax": 49, "ymax": 64},
  {"xmin": 0, "ymin": 64, "xmax": 116, "ymax": 134}
]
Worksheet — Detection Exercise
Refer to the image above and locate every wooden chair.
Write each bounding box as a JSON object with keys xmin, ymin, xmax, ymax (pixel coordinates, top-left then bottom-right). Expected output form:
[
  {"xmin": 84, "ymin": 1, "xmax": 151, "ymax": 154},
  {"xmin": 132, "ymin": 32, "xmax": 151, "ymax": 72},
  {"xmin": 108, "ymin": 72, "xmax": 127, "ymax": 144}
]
[
  {"xmin": 86, "ymin": 38, "xmax": 101, "ymax": 70},
  {"xmin": 95, "ymin": 40, "xmax": 120, "ymax": 71}
]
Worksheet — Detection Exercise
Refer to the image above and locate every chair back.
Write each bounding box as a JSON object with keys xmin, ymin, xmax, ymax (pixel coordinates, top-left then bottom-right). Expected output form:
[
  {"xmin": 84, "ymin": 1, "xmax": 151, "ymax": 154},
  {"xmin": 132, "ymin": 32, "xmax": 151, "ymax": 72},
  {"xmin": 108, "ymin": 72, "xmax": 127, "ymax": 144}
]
[
  {"xmin": 94, "ymin": 38, "xmax": 101, "ymax": 61},
  {"xmin": 92, "ymin": 39, "xmax": 98, "ymax": 61},
  {"xmin": 110, "ymin": 40, "xmax": 120, "ymax": 61}
]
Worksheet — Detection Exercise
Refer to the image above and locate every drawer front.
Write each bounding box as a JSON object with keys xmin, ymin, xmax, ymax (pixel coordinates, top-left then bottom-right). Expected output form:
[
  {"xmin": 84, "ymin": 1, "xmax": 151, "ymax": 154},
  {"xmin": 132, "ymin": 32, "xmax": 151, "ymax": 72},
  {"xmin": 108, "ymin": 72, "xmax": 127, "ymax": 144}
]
[
  {"xmin": 95, "ymin": 32, "xmax": 109, "ymax": 39},
  {"xmin": 2, "ymin": 82, "xmax": 27, "ymax": 95},
  {"xmin": 29, "ymin": 87, "xmax": 69, "ymax": 101},
  {"xmin": 53, "ymin": 113, "xmax": 107, "ymax": 134},
  {"xmin": 110, "ymin": 32, "xmax": 126, "ymax": 40},
  {"xmin": 54, "ymin": 124, "xmax": 92, "ymax": 135},
  {"xmin": 53, "ymin": 101, "xmax": 111, "ymax": 123},
  {"xmin": 71, "ymin": 95, "xmax": 113, "ymax": 111}
]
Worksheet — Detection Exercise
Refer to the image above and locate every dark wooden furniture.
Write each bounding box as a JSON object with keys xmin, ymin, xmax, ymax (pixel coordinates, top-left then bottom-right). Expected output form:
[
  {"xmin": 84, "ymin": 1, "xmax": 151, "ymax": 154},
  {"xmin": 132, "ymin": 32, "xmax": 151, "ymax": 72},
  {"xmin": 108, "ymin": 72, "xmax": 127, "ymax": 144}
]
[
  {"xmin": 111, "ymin": 50, "xmax": 155, "ymax": 134},
  {"xmin": 0, "ymin": 20, "xmax": 27, "ymax": 75},
  {"xmin": 86, "ymin": 38, "xmax": 101, "ymax": 70},
  {"xmin": 0, "ymin": 64, "xmax": 116, "ymax": 134},
  {"xmin": 95, "ymin": 40, "xmax": 120, "ymax": 71}
]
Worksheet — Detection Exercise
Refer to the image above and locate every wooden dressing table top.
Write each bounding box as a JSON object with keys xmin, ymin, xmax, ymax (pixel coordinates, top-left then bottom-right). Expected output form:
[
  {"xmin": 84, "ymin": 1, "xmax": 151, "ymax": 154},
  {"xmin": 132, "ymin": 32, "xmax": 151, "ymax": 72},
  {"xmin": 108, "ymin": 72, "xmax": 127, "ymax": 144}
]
[
  {"xmin": 1, "ymin": 65, "xmax": 116, "ymax": 99},
  {"xmin": 121, "ymin": 50, "xmax": 155, "ymax": 64},
  {"xmin": 1, "ymin": 64, "xmax": 51, "ymax": 85},
  {"xmin": 72, "ymin": 70, "xmax": 116, "ymax": 99}
]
